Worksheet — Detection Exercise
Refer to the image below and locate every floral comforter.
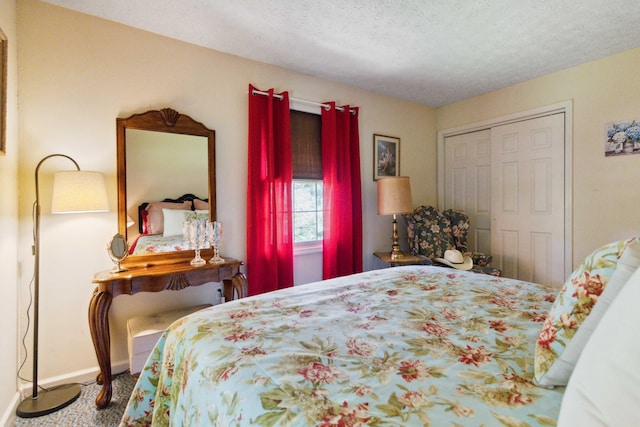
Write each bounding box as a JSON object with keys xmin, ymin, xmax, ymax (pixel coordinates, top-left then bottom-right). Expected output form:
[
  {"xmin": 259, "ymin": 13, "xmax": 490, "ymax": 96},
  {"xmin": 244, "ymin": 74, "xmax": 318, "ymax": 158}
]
[
  {"xmin": 120, "ymin": 266, "xmax": 563, "ymax": 426},
  {"xmin": 129, "ymin": 234, "xmax": 189, "ymax": 254}
]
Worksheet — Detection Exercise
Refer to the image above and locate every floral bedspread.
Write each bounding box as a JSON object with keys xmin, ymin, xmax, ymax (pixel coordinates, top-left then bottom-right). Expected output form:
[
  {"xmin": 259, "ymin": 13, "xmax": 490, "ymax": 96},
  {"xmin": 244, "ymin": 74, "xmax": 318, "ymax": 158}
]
[
  {"xmin": 129, "ymin": 234, "xmax": 190, "ymax": 254},
  {"xmin": 119, "ymin": 266, "xmax": 563, "ymax": 427}
]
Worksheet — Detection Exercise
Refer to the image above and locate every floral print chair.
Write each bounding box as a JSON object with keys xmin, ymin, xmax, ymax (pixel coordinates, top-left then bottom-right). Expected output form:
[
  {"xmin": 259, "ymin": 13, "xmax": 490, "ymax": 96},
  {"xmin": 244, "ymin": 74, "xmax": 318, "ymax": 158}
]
[{"xmin": 403, "ymin": 205, "xmax": 501, "ymax": 276}]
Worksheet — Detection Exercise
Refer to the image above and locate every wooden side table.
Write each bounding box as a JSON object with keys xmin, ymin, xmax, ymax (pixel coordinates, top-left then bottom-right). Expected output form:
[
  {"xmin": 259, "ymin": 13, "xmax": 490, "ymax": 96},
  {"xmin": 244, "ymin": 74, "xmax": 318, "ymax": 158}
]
[
  {"xmin": 374, "ymin": 252, "xmax": 431, "ymax": 267},
  {"xmin": 89, "ymin": 258, "xmax": 247, "ymax": 409}
]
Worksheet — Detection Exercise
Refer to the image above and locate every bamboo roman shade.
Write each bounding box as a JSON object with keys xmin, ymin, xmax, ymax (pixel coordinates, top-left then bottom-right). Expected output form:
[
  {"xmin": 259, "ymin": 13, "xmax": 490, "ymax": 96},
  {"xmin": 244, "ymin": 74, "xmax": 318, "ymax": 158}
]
[{"xmin": 291, "ymin": 110, "xmax": 322, "ymax": 180}]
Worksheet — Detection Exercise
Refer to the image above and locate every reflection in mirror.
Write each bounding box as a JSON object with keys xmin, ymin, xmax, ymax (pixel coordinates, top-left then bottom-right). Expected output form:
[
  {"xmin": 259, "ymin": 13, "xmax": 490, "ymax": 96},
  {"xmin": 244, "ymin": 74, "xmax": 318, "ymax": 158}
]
[
  {"xmin": 117, "ymin": 108, "xmax": 216, "ymax": 267},
  {"xmin": 125, "ymin": 129, "xmax": 208, "ymax": 243},
  {"xmin": 108, "ymin": 233, "xmax": 128, "ymax": 272}
]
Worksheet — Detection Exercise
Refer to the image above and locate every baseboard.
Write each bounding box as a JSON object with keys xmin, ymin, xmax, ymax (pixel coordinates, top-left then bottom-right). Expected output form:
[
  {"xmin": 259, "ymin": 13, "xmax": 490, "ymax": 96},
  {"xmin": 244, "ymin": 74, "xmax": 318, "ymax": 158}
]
[
  {"xmin": 0, "ymin": 392, "xmax": 20, "ymax": 427},
  {"xmin": 1, "ymin": 360, "xmax": 129, "ymax": 426},
  {"xmin": 16, "ymin": 360, "xmax": 129, "ymax": 397}
]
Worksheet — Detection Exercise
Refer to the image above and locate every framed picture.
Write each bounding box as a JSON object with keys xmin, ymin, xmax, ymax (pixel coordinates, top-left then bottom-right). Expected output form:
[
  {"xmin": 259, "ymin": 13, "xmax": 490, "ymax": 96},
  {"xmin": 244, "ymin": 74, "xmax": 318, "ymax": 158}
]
[
  {"xmin": 605, "ymin": 120, "xmax": 640, "ymax": 157},
  {"xmin": 373, "ymin": 134, "xmax": 400, "ymax": 180}
]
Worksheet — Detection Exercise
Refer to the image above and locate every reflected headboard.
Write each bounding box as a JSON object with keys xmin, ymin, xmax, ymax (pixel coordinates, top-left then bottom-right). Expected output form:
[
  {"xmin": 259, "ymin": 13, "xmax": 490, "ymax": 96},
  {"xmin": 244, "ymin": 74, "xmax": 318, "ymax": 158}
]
[{"xmin": 137, "ymin": 193, "xmax": 208, "ymax": 234}]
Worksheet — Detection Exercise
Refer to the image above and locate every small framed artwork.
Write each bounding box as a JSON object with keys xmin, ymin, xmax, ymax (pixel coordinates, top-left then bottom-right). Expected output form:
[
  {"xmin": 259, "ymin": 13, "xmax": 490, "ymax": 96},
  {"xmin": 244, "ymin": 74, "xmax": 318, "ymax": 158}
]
[
  {"xmin": 605, "ymin": 120, "xmax": 640, "ymax": 157},
  {"xmin": 373, "ymin": 134, "xmax": 400, "ymax": 180}
]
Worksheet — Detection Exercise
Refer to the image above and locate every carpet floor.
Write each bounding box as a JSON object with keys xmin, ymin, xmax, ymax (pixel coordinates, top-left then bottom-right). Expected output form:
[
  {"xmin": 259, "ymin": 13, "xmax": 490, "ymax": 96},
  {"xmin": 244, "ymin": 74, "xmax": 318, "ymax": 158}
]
[{"xmin": 13, "ymin": 372, "xmax": 136, "ymax": 427}]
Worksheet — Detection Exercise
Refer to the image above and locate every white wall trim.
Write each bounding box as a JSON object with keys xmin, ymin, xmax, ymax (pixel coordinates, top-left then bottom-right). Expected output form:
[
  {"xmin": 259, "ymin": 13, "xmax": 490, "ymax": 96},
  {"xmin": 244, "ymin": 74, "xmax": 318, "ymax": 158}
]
[
  {"xmin": 16, "ymin": 360, "xmax": 129, "ymax": 396},
  {"xmin": 437, "ymin": 100, "xmax": 573, "ymax": 279},
  {"xmin": 290, "ymin": 99, "xmax": 322, "ymax": 115},
  {"xmin": 0, "ymin": 392, "xmax": 20, "ymax": 427},
  {"xmin": 294, "ymin": 240, "xmax": 323, "ymax": 256}
]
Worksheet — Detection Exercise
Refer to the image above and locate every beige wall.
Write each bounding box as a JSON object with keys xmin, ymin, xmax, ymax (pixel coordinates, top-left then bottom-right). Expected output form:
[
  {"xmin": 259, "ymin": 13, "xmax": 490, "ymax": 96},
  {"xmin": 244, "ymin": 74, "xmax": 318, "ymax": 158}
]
[
  {"xmin": 437, "ymin": 48, "xmax": 640, "ymax": 268},
  {"xmin": 0, "ymin": 0, "xmax": 18, "ymax": 423},
  {"xmin": 15, "ymin": 0, "xmax": 436, "ymax": 386}
]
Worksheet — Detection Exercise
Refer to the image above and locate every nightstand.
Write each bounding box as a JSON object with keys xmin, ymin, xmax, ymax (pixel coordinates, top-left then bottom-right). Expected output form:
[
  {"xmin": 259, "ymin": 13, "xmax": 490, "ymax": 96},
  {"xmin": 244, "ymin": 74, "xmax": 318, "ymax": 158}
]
[{"xmin": 374, "ymin": 252, "xmax": 431, "ymax": 267}]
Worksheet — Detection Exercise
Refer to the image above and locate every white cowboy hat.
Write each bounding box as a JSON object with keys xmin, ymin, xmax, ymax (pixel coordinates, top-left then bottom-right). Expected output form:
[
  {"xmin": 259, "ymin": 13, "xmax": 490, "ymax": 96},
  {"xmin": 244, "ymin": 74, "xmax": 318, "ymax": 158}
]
[{"xmin": 435, "ymin": 249, "xmax": 473, "ymax": 271}]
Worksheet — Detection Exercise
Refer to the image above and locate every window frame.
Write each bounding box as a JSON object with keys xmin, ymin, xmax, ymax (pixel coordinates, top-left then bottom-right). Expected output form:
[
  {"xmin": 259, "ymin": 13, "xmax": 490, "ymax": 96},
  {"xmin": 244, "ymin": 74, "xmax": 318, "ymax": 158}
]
[
  {"xmin": 291, "ymin": 101, "xmax": 323, "ymax": 255},
  {"xmin": 292, "ymin": 178, "xmax": 323, "ymax": 243}
]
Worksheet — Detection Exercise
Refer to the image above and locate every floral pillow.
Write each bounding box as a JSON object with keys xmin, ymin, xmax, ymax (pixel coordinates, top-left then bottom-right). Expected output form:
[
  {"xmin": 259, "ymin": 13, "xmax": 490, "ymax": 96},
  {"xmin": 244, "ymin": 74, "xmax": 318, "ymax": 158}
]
[
  {"xmin": 534, "ymin": 238, "xmax": 637, "ymax": 386},
  {"xmin": 557, "ymin": 262, "xmax": 640, "ymax": 426}
]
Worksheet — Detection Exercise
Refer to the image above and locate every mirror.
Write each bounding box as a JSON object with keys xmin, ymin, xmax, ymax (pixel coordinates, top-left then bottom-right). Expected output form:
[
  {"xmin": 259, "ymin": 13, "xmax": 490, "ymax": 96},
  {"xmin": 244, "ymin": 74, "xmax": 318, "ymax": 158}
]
[
  {"xmin": 108, "ymin": 233, "xmax": 128, "ymax": 272},
  {"xmin": 117, "ymin": 108, "xmax": 216, "ymax": 267}
]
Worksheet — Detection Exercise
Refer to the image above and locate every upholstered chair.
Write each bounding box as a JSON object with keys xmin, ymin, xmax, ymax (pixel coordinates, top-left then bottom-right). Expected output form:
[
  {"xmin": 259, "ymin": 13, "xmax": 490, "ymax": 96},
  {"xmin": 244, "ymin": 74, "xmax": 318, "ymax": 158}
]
[{"xmin": 403, "ymin": 205, "xmax": 501, "ymax": 276}]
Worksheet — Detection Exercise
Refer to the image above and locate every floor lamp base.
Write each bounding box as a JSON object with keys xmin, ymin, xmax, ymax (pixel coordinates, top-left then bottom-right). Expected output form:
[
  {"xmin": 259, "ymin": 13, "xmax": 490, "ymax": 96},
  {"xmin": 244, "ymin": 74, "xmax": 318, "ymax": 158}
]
[{"xmin": 16, "ymin": 383, "xmax": 81, "ymax": 418}]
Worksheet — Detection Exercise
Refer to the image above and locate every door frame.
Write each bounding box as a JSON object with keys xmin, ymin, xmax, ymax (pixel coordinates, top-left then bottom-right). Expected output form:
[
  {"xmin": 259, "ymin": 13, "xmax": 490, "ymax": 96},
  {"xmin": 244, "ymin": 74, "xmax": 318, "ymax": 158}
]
[{"xmin": 437, "ymin": 100, "xmax": 573, "ymax": 279}]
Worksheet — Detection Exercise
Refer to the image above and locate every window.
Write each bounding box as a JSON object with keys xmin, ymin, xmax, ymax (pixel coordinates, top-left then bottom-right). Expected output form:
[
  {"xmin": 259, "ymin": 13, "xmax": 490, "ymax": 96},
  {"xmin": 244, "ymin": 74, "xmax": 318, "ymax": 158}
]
[
  {"xmin": 291, "ymin": 110, "xmax": 322, "ymax": 244},
  {"xmin": 293, "ymin": 180, "xmax": 323, "ymax": 242}
]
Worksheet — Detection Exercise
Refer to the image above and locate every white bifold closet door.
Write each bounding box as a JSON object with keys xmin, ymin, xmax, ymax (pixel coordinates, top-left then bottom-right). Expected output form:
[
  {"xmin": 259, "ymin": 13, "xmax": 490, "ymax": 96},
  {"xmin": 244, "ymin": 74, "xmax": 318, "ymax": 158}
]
[
  {"xmin": 443, "ymin": 129, "xmax": 492, "ymax": 255},
  {"xmin": 491, "ymin": 113, "xmax": 565, "ymax": 286},
  {"xmin": 443, "ymin": 112, "xmax": 565, "ymax": 286}
]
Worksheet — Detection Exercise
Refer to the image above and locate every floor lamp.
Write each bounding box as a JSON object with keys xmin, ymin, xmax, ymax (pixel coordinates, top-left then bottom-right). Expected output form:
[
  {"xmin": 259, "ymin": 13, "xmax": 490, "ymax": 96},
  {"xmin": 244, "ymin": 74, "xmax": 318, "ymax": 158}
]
[
  {"xmin": 377, "ymin": 176, "xmax": 413, "ymax": 260},
  {"xmin": 16, "ymin": 154, "xmax": 109, "ymax": 418}
]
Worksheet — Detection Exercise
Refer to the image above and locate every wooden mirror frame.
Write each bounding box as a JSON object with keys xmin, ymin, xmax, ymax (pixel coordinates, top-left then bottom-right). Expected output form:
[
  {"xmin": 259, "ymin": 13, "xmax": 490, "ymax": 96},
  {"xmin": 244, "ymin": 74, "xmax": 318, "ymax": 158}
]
[{"xmin": 117, "ymin": 108, "xmax": 216, "ymax": 267}]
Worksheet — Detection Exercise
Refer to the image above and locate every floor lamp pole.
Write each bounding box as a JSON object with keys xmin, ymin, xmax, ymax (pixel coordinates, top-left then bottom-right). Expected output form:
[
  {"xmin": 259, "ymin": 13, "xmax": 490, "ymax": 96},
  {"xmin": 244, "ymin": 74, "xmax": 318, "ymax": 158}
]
[{"xmin": 16, "ymin": 155, "xmax": 82, "ymax": 418}]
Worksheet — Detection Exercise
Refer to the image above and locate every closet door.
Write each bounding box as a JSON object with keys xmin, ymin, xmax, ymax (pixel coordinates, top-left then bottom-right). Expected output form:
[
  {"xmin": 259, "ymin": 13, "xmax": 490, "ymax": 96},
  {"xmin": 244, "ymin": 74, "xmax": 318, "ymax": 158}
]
[
  {"xmin": 443, "ymin": 130, "xmax": 492, "ymax": 254},
  {"xmin": 491, "ymin": 113, "xmax": 565, "ymax": 286}
]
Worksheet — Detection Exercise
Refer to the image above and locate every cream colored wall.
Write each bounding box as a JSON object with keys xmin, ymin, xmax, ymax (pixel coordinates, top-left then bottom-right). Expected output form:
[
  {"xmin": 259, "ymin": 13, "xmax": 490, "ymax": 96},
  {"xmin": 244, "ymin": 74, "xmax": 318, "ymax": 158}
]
[
  {"xmin": 437, "ymin": 47, "xmax": 640, "ymax": 268},
  {"xmin": 0, "ymin": 0, "xmax": 19, "ymax": 423},
  {"xmin": 16, "ymin": 0, "xmax": 436, "ymax": 384}
]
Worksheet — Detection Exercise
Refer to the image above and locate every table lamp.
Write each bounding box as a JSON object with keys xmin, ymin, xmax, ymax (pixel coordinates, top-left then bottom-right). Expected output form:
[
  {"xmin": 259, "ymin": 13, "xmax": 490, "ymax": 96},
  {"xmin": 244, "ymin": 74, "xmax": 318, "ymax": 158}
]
[{"xmin": 377, "ymin": 176, "xmax": 413, "ymax": 260}]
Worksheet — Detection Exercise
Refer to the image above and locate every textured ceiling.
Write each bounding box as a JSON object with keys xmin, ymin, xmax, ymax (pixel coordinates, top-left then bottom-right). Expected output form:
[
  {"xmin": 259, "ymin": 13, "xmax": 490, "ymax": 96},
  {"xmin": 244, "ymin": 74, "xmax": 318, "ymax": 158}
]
[{"xmin": 44, "ymin": 0, "xmax": 640, "ymax": 107}]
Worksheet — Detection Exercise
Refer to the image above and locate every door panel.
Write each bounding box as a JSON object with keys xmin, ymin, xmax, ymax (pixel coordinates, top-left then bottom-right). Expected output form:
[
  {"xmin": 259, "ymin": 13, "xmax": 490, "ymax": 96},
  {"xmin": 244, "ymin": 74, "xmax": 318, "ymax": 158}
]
[
  {"xmin": 491, "ymin": 113, "xmax": 565, "ymax": 286},
  {"xmin": 443, "ymin": 130, "xmax": 492, "ymax": 253}
]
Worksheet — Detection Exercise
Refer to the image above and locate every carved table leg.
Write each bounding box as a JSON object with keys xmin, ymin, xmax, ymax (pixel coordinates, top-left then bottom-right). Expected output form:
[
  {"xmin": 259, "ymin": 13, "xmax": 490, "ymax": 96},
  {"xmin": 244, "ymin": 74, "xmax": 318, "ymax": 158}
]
[
  {"xmin": 223, "ymin": 272, "xmax": 248, "ymax": 301},
  {"xmin": 88, "ymin": 287, "xmax": 113, "ymax": 409}
]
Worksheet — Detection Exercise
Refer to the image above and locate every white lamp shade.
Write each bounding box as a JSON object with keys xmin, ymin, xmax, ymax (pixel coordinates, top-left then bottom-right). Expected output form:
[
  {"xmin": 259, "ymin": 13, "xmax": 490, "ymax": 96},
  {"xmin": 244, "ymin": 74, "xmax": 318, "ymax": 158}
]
[
  {"xmin": 377, "ymin": 176, "xmax": 413, "ymax": 215},
  {"xmin": 51, "ymin": 171, "xmax": 109, "ymax": 213}
]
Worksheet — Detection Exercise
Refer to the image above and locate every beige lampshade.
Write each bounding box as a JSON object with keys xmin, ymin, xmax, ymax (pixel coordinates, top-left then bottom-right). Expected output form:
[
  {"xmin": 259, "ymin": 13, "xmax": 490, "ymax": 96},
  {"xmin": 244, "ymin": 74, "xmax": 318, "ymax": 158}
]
[
  {"xmin": 51, "ymin": 171, "xmax": 109, "ymax": 214},
  {"xmin": 377, "ymin": 176, "xmax": 413, "ymax": 215}
]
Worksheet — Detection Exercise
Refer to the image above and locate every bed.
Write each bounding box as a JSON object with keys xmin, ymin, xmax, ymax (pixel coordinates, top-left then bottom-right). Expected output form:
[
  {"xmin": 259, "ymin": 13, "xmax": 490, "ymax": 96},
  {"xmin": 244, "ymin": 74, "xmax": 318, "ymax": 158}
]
[
  {"xmin": 129, "ymin": 193, "xmax": 209, "ymax": 255},
  {"xmin": 119, "ymin": 265, "xmax": 566, "ymax": 426},
  {"xmin": 120, "ymin": 236, "xmax": 640, "ymax": 426}
]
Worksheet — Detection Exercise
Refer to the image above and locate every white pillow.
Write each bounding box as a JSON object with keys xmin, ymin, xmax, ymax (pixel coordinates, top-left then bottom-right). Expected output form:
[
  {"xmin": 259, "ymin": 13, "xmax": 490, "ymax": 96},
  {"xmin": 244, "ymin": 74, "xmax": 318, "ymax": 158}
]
[
  {"xmin": 557, "ymin": 265, "xmax": 640, "ymax": 426},
  {"xmin": 162, "ymin": 208, "xmax": 191, "ymax": 237}
]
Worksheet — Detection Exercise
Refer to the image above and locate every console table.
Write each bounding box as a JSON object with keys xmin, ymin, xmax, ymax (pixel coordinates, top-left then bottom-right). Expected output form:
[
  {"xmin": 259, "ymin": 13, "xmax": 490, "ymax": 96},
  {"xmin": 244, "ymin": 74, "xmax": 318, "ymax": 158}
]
[{"xmin": 89, "ymin": 258, "xmax": 247, "ymax": 409}]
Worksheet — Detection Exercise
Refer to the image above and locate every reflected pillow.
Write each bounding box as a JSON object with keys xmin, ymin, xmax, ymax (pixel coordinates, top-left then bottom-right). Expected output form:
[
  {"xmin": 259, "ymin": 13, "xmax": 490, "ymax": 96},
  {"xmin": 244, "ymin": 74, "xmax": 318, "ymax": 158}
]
[
  {"xmin": 193, "ymin": 199, "xmax": 209, "ymax": 211},
  {"xmin": 557, "ymin": 263, "xmax": 640, "ymax": 426},
  {"xmin": 145, "ymin": 201, "xmax": 191, "ymax": 235},
  {"xmin": 140, "ymin": 209, "xmax": 149, "ymax": 234},
  {"xmin": 162, "ymin": 209, "xmax": 192, "ymax": 237},
  {"xmin": 534, "ymin": 238, "xmax": 637, "ymax": 386}
]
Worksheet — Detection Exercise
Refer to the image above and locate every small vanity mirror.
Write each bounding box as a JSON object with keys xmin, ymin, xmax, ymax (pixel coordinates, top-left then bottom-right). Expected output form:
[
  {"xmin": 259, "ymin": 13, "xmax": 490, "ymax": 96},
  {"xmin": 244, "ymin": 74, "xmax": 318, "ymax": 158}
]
[{"xmin": 108, "ymin": 233, "xmax": 128, "ymax": 272}]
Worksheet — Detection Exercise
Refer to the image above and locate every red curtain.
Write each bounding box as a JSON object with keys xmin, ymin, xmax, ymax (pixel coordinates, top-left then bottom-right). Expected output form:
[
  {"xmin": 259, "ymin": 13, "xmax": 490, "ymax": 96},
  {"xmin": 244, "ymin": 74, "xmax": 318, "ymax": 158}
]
[
  {"xmin": 247, "ymin": 84, "xmax": 294, "ymax": 295},
  {"xmin": 322, "ymin": 103, "xmax": 363, "ymax": 279}
]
